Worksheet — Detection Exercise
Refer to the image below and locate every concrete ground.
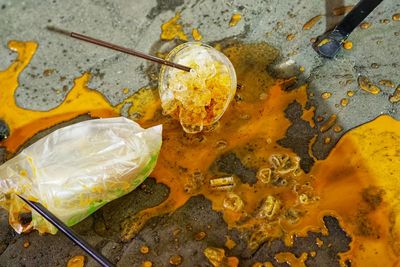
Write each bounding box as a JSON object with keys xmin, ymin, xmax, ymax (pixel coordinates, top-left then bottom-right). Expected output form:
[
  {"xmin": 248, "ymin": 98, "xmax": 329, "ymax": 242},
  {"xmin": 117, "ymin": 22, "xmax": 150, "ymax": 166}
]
[{"xmin": 0, "ymin": 0, "xmax": 399, "ymax": 266}]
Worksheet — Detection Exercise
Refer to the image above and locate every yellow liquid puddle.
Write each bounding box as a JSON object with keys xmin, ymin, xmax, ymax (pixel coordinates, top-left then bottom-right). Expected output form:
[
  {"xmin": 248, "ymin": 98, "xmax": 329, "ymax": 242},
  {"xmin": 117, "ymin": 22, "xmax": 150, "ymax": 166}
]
[
  {"xmin": 0, "ymin": 41, "xmax": 119, "ymax": 153},
  {"xmin": 2, "ymin": 41, "xmax": 400, "ymax": 266}
]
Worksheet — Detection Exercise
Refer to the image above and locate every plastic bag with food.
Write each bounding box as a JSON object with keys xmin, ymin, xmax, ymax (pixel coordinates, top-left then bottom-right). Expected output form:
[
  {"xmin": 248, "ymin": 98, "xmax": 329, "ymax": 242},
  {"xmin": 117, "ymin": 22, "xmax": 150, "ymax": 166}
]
[{"xmin": 0, "ymin": 117, "xmax": 162, "ymax": 234}]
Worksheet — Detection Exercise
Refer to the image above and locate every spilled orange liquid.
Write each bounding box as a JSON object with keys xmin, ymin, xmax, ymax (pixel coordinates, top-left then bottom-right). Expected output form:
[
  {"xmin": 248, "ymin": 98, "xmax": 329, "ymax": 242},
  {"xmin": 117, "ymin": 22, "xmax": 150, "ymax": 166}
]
[
  {"xmin": 1, "ymin": 41, "xmax": 400, "ymax": 266},
  {"xmin": 0, "ymin": 41, "xmax": 118, "ymax": 153}
]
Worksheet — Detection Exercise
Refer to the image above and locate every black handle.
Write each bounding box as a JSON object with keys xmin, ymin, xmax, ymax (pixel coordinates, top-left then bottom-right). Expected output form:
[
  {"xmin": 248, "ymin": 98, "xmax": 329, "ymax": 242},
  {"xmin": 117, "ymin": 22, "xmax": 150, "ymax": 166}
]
[
  {"xmin": 336, "ymin": 0, "xmax": 384, "ymax": 36},
  {"xmin": 18, "ymin": 195, "xmax": 115, "ymax": 267},
  {"xmin": 313, "ymin": 0, "xmax": 384, "ymax": 58}
]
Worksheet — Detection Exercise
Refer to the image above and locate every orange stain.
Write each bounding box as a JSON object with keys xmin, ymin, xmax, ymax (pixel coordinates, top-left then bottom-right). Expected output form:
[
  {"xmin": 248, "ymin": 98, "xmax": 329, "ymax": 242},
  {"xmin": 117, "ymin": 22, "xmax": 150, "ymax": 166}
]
[{"xmin": 0, "ymin": 41, "xmax": 118, "ymax": 153}]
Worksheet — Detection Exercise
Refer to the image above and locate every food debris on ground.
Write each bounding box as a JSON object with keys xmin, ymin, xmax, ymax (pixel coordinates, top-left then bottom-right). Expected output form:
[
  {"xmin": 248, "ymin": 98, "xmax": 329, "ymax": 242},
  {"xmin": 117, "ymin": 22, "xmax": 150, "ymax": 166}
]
[
  {"xmin": 389, "ymin": 86, "xmax": 400, "ymax": 103},
  {"xmin": 320, "ymin": 114, "xmax": 337, "ymax": 132},
  {"xmin": 160, "ymin": 12, "xmax": 188, "ymax": 41},
  {"xmin": 169, "ymin": 255, "xmax": 183, "ymax": 265},
  {"xmin": 321, "ymin": 92, "xmax": 332, "ymax": 100},
  {"xmin": 358, "ymin": 76, "xmax": 381, "ymax": 94},
  {"xmin": 223, "ymin": 192, "xmax": 244, "ymax": 212},
  {"xmin": 340, "ymin": 98, "xmax": 349, "ymax": 107},
  {"xmin": 333, "ymin": 125, "xmax": 343, "ymax": 133},
  {"xmin": 140, "ymin": 245, "xmax": 150, "ymax": 254},
  {"xmin": 210, "ymin": 176, "xmax": 235, "ymax": 190},
  {"xmin": 204, "ymin": 247, "xmax": 239, "ymax": 267},
  {"xmin": 303, "ymin": 15, "xmax": 322, "ymax": 30},
  {"xmin": 343, "ymin": 41, "xmax": 353, "ymax": 50},
  {"xmin": 194, "ymin": 231, "xmax": 207, "ymax": 241},
  {"xmin": 332, "ymin": 5, "xmax": 354, "ymax": 16},
  {"xmin": 225, "ymin": 236, "xmax": 237, "ymax": 250},
  {"xmin": 379, "ymin": 80, "xmax": 395, "ymax": 88},
  {"xmin": 229, "ymin": 13, "xmax": 242, "ymax": 27},
  {"xmin": 23, "ymin": 240, "xmax": 30, "ymax": 248},
  {"xmin": 286, "ymin": 33, "xmax": 295, "ymax": 41},
  {"xmin": 67, "ymin": 256, "xmax": 85, "ymax": 267},
  {"xmin": 380, "ymin": 19, "xmax": 390, "ymax": 24},
  {"xmin": 192, "ymin": 28, "xmax": 203, "ymax": 41},
  {"xmin": 142, "ymin": 261, "xmax": 153, "ymax": 267},
  {"xmin": 360, "ymin": 22, "xmax": 371, "ymax": 29}
]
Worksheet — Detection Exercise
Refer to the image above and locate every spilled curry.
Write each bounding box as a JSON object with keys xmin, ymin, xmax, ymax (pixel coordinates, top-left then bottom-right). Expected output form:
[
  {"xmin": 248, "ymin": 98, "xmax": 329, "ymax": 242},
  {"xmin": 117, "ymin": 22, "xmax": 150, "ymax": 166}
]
[{"xmin": 1, "ymin": 39, "xmax": 400, "ymax": 267}]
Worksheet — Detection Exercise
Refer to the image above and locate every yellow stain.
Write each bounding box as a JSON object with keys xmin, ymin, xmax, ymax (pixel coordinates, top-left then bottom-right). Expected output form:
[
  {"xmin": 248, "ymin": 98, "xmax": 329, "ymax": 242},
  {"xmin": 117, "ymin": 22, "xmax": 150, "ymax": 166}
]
[{"xmin": 160, "ymin": 12, "xmax": 188, "ymax": 41}]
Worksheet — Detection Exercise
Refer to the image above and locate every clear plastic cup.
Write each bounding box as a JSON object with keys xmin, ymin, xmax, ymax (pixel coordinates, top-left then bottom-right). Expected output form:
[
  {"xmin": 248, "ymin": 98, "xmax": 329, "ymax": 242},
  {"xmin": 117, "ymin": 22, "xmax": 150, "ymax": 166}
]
[{"xmin": 159, "ymin": 42, "xmax": 237, "ymax": 133}]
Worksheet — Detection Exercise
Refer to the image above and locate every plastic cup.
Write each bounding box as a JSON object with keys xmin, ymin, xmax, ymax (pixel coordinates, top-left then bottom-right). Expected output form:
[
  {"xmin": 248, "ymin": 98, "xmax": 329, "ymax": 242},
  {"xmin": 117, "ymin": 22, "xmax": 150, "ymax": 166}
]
[{"xmin": 159, "ymin": 42, "xmax": 237, "ymax": 133}]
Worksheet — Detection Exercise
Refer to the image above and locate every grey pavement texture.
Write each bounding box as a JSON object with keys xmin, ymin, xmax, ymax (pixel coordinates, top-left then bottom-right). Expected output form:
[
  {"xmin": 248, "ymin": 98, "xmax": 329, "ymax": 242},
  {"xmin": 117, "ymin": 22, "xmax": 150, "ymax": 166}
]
[{"xmin": 0, "ymin": 0, "xmax": 399, "ymax": 266}]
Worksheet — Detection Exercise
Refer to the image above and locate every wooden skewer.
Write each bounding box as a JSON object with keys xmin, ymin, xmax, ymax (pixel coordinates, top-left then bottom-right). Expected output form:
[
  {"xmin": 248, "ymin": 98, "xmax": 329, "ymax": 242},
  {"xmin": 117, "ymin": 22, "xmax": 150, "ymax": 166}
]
[
  {"xmin": 46, "ymin": 26, "xmax": 191, "ymax": 72},
  {"xmin": 18, "ymin": 195, "xmax": 115, "ymax": 267}
]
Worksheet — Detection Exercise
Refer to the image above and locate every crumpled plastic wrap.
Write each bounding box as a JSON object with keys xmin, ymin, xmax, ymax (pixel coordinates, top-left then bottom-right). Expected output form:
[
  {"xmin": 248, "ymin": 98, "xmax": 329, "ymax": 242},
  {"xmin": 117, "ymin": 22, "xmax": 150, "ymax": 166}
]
[{"xmin": 0, "ymin": 117, "xmax": 162, "ymax": 234}]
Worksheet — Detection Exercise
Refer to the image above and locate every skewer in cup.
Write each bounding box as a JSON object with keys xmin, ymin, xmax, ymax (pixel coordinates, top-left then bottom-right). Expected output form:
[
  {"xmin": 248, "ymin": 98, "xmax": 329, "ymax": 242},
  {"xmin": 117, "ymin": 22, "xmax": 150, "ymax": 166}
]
[{"xmin": 46, "ymin": 26, "xmax": 191, "ymax": 72}]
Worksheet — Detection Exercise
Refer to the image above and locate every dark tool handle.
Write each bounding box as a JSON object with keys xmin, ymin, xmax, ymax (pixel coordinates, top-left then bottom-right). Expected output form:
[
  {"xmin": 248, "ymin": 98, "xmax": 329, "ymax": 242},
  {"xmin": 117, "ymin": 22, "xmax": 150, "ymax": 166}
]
[
  {"xmin": 18, "ymin": 195, "xmax": 115, "ymax": 267},
  {"xmin": 336, "ymin": 0, "xmax": 384, "ymax": 36}
]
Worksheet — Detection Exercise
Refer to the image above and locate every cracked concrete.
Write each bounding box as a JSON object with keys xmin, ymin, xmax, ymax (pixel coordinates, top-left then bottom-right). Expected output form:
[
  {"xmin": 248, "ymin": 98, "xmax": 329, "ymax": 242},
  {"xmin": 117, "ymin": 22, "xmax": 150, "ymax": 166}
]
[{"xmin": 0, "ymin": 0, "xmax": 399, "ymax": 266}]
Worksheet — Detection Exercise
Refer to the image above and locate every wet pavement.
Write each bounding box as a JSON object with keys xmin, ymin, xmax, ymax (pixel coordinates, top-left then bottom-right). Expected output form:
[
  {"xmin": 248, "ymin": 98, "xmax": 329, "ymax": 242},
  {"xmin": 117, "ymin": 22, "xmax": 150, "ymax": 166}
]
[{"xmin": 0, "ymin": 0, "xmax": 399, "ymax": 266}]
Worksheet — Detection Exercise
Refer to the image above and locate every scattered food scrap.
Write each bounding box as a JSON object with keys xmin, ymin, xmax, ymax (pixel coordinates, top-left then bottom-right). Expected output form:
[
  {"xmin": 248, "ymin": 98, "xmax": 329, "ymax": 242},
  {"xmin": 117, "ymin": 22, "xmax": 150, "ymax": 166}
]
[
  {"xmin": 340, "ymin": 98, "xmax": 349, "ymax": 107},
  {"xmin": 229, "ymin": 13, "xmax": 242, "ymax": 27},
  {"xmin": 389, "ymin": 86, "xmax": 400, "ymax": 103},
  {"xmin": 360, "ymin": 22, "xmax": 371, "ymax": 29},
  {"xmin": 332, "ymin": 5, "xmax": 354, "ymax": 16},
  {"xmin": 23, "ymin": 240, "xmax": 30, "ymax": 248},
  {"xmin": 380, "ymin": 19, "xmax": 390, "ymax": 24},
  {"xmin": 192, "ymin": 28, "xmax": 202, "ymax": 41},
  {"xmin": 169, "ymin": 255, "xmax": 183, "ymax": 266},
  {"xmin": 204, "ymin": 247, "xmax": 239, "ymax": 267},
  {"xmin": 67, "ymin": 256, "xmax": 85, "ymax": 267},
  {"xmin": 343, "ymin": 40, "xmax": 353, "ymax": 50},
  {"xmin": 225, "ymin": 236, "xmax": 237, "ymax": 250},
  {"xmin": 321, "ymin": 92, "xmax": 332, "ymax": 100},
  {"xmin": 275, "ymin": 252, "xmax": 308, "ymax": 267},
  {"xmin": 333, "ymin": 125, "xmax": 343, "ymax": 133},
  {"xmin": 140, "ymin": 245, "xmax": 150, "ymax": 254},
  {"xmin": 160, "ymin": 12, "xmax": 188, "ymax": 41},
  {"xmin": 286, "ymin": 33, "xmax": 295, "ymax": 41},
  {"xmin": 379, "ymin": 80, "xmax": 395, "ymax": 88},
  {"xmin": 142, "ymin": 261, "xmax": 153, "ymax": 267},
  {"xmin": 303, "ymin": 15, "xmax": 322, "ymax": 30},
  {"xmin": 358, "ymin": 76, "xmax": 381, "ymax": 94},
  {"xmin": 320, "ymin": 114, "xmax": 337, "ymax": 132},
  {"xmin": 194, "ymin": 231, "xmax": 207, "ymax": 241}
]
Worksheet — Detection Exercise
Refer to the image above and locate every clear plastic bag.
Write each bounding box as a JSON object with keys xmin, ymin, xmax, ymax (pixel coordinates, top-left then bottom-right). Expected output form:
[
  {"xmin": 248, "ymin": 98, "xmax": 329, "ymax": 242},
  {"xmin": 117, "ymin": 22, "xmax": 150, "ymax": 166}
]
[{"xmin": 0, "ymin": 117, "xmax": 162, "ymax": 234}]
